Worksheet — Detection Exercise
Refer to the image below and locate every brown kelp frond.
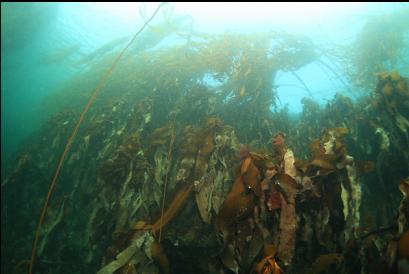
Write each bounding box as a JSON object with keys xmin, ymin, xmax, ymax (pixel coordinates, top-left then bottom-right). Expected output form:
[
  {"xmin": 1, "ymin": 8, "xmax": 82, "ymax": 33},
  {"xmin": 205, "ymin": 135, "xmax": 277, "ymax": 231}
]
[
  {"xmin": 255, "ymin": 244, "xmax": 283, "ymax": 274},
  {"xmin": 151, "ymin": 183, "xmax": 194, "ymax": 235},
  {"xmin": 150, "ymin": 240, "xmax": 170, "ymax": 274},
  {"xmin": 216, "ymin": 155, "xmax": 262, "ymax": 244}
]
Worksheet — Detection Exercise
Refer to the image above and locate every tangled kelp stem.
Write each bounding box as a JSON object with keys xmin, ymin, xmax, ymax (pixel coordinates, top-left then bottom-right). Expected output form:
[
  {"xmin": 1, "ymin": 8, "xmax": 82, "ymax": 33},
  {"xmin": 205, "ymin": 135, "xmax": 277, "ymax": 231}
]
[{"xmin": 28, "ymin": 3, "xmax": 167, "ymax": 274}]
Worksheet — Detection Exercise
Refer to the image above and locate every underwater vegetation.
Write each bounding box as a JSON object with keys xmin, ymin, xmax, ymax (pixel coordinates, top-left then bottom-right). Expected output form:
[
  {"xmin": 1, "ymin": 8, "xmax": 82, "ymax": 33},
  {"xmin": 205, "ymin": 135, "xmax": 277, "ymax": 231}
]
[
  {"xmin": 1, "ymin": 5, "xmax": 409, "ymax": 274},
  {"xmin": 336, "ymin": 7, "xmax": 409, "ymax": 92}
]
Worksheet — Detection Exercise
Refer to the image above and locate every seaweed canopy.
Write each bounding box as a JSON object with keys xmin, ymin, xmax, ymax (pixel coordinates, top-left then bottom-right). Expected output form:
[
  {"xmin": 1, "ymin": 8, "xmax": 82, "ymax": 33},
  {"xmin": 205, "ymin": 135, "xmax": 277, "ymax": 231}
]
[{"xmin": 348, "ymin": 8, "xmax": 409, "ymax": 90}]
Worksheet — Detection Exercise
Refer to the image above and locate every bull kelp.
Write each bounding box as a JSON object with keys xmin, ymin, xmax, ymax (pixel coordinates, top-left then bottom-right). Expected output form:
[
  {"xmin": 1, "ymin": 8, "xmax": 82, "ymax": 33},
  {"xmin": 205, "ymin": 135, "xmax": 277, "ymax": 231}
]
[{"xmin": 1, "ymin": 3, "xmax": 409, "ymax": 274}]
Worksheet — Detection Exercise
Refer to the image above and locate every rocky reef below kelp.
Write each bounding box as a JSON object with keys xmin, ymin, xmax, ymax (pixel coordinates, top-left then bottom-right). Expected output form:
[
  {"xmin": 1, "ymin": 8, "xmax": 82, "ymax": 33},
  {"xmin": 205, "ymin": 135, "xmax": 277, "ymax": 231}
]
[{"xmin": 1, "ymin": 28, "xmax": 409, "ymax": 274}]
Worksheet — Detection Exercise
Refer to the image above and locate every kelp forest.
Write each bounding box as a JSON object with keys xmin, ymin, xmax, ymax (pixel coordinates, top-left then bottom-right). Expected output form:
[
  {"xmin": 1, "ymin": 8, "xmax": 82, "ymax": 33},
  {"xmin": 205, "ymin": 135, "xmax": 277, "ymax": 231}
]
[{"xmin": 1, "ymin": 5, "xmax": 409, "ymax": 274}]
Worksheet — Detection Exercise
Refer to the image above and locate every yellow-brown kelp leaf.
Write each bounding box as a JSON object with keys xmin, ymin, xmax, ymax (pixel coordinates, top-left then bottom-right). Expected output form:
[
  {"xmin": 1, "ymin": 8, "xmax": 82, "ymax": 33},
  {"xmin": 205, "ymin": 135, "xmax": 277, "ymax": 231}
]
[
  {"xmin": 294, "ymin": 159, "xmax": 309, "ymax": 173},
  {"xmin": 242, "ymin": 157, "xmax": 262, "ymax": 196},
  {"xmin": 180, "ymin": 125, "xmax": 200, "ymax": 156},
  {"xmin": 193, "ymin": 125, "xmax": 218, "ymax": 179},
  {"xmin": 216, "ymin": 184, "xmax": 254, "ymax": 241},
  {"xmin": 195, "ymin": 170, "xmax": 219, "ymax": 224},
  {"xmin": 151, "ymin": 240, "xmax": 170, "ymax": 274},
  {"xmin": 382, "ymin": 83, "xmax": 394, "ymax": 96},
  {"xmin": 276, "ymin": 174, "xmax": 298, "ymax": 265},
  {"xmin": 264, "ymin": 244, "xmax": 277, "ymax": 257},
  {"xmin": 151, "ymin": 183, "xmax": 193, "ymax": 235},
  {"xmin": 277, "ymin": 174, "xmax": 300, "ymax": 192},
  {"xmin": 390, "ymin": 71, "xmax": 402, "ymax": 81},
  {"xmin": 333, "ymin": 140, "xmax": 346, "ymax": 154},
  {"xmin": 377, "ymin": 71, "xmax": 391, "ymax": 80},
  {"xmin": 333, "ymin": 127, "xmax": 349, "ymax": 136},
  {"xmin": 216, "ymin": 167, "xmax": 255, "ymax": 242},
  {"xmin": 255, "ymin": 255, "xmax": 283, "ymax": 274},
  {"xmin": 399, "ymin": 230, "xmax": 409, "ymax": 259},
  {"xmin": 132, "ymin": 221, "xmax": 152, "ymax": 231},
  {"xmin": 396, "ymin": 79, "xmax": 408, "ymax": 97},
  {"xmin": 241, "ymin": 157, "xmax": 252, "ymax": 174},
  {"xmin": 399, "ymin": 178, "xmax": 409, "ymax": 197},
  {"xmin": 199, "ymin": 131, "xmax": 215, "ymax": 157},
  {"xmin": 310, "ymin": 158, "xmax": 336, "ymax": 170},
  {"xmin": 310, "ymin": 139, "xmax": 324, "ymax": 158},
  {"xmin": 205, "ymin": 116, "xmax": 223, "ymax": 129}
]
